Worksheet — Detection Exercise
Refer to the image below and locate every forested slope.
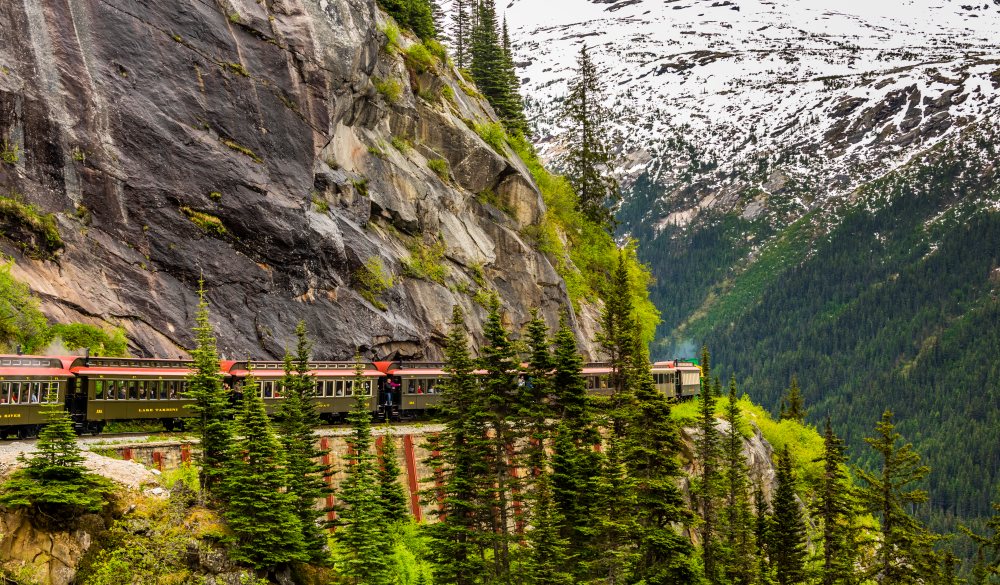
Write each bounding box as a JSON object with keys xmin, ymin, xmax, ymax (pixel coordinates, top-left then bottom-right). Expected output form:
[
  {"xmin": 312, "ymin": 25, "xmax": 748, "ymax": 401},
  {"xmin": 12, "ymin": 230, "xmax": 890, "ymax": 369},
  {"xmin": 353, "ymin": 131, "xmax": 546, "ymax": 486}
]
[{"xmin": 657, "ymin": 120, "xmax": 1000, "ymax": 541}]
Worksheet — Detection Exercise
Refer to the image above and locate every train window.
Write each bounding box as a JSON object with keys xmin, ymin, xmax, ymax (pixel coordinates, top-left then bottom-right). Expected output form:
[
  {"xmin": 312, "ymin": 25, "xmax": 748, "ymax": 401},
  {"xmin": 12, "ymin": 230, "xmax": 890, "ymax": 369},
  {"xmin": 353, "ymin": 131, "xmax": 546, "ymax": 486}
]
[
  {"xmin": 274, "ymin": 383, "xmax": 283, "ymax": 399},
  {"xmin": 364, "ymin": 381, "xmax": 372, "ymax": 396},
  {"xmin": 346, "ymin": 381, "xmax": 355, "ymax": 397},
  {"xmin": 159, "ymin": 382, "xmax": 168, "ymax": 400},
  {"xmin": 10, "ymin": 382, "xmax": 20, "ymax": 404},
  {"xmin": 95, "ymin": 380, "xmax": 105, "ymax": 400},
  {"xmin": 262, "ymin": 381, "xmax": 273, "ymax": 398},
  {"xmin": 326, "ymin": 381, "xmax": 335, "ymax": 397},
  {"xmin": 44, "ymin": 382, "xmax": 59, "ymax": 403},
  {"xmin": 406, "ymin": 380, "xmax": 415, "ymax": 395},
  {"xmin": 0, "ymin": 382, "xmax": 9, "ymax": 404},
  {"xmin": 336, "ymin": 381, "xmax": 344, "ymax": 397},
  {"xmin": 428, "ymin": 378, "xmax": 438, "ymax": 394},
  {"xmin": 127, "ymin": 381, "xmax": 138, "ymax": 400},
  {"xmin": 599, "ymin": 376, "xmax": 609, "ymax": 389}
]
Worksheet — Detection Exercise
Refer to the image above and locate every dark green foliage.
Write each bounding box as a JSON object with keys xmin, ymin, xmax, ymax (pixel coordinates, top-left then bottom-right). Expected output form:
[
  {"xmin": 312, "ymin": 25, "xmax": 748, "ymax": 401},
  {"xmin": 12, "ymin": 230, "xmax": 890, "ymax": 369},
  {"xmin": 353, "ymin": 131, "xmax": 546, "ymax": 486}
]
[
  {"xmin": 625, "ymin": 330, "xmax": 698, "ymax": 584},
  {"xmin": 451, "ymin": 0, "xmax": 471, "ymax": 69},
  {"xmin": 814, "ymin": 417, "xmax": 860, "ymax": 585},
  {"xmin": 469, "ymin": 0, "xmax": 526, "ymax": 134},
  {"xmin": 754, "ymin": 484, "xmax": 775, "ymax": 585},
  {"xmin": 720, "ymin": 379, "xmax": 757, "ymax": 585},
  {"xmin": 680, "ymin": 143, "xmax": 1000, "ymax": 538},
  {"xmin": 276, "ymin": 322, "xmax": 332, "ymax": 563},
  {"xmin": 965, "ymin": 499, "xmax": 999, "ymax": 578},
  {"xmin": 499, "ymin": 18, "xmax": 528, "ymax": 136},
  {"xmin": 222, "ymin": 373, "xmax": 308, "ymax": 570},
  {"xmin": 771, "ymin": 445, "xmax": 807, "ymax": 585},
  {"xmin": 562, "ymin": 44, "xmax": 619, "ymax": 227},
  {"xmin": 695, "ymin": 358, "xmax": 723, "ymax": 584},
  {"xmin": 857, "ymin": 410, "xmax": 940, "ymax": 585},
  {"xmin": 184, "ymin": 280, "xmax": 232, "ymax": 497},
  {"xmin": 597, "ymin": 252, "xmax": 637, "ymax": 436},
  {"xmin": 778, "ymin": 376, "xmax": 806, "ymax": 423},
  {"xmin": 524, "ymin": 463, "xmax": 573, "ymax": 585},
  {"xmin": 377, "ymin": 430, "xmax": 409, "ymax": 525},
  {"xmin": 477, "ymin": 296, "xmax": 520, "ymax": 578},
  {"xmin": 47, "ymin": 323, "xmax": 128, "ymax": 357},
  {"xmin": 337, "ymin": 357, "xmax": 393, "ymax": 584},
  {"xmin": 589, "ymin": 435, "xmax": 638, "ymax": 583},
  {"xmin": 549, "ymin": 314, "xmax": 604, "ymax": 579},
  {"xmin": 521, "ymin": 309, "xmax": 553, "ymax": 476},
  {"xmin": 377, "ymin": 0, "xmax": 436, "ymax": 40},
  {"xmin": 0, "ymin": 399, "xmax": 110, "ymax": 522},
  {"xmin": 427, "ymin": 307, "xmax": 489, "ymax": 584}
]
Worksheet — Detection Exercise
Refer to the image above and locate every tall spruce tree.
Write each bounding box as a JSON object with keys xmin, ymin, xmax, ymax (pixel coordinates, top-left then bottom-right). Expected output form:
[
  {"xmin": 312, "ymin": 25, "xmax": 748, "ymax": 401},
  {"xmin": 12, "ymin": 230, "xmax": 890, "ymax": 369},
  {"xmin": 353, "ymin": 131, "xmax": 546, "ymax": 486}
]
[
  {"xmin": 814, "ymin": 417, "xmax": 859, "ymax": 585},
  {"xmin": 277, "ymin": 322, "xmax": 332, "ymax": 563},
  {"xmin": 500, "ymin": 17, "xmax": 529, "ymax": 136},
  {"xmin": 428, "ymin": 306, "xmax": 489, "ymax": 585},
  {"xmin": 377, "ymin": 0, "xmax": 435, "ymax": 40},
  {"xmin": 336, "ymin": 356, "xmax": 393, "ymax": 585},
  {"xmin": 695, "ymin": 364, "xmax": 723, "ymax": 584},
  {"xmin": 478, "ymin": 296, "xmax": 521, "ymax": 580},
  {"xmin": 549, "ymin": 313, "xmax": 603, "ymax": 579},
  {"xmin": 965, "ymin": 499, "xmax": 1000, "ymax": 578},
  {"xmin": 524, "ymin": 458, "xmax": 574, "ymax": 585},
  {"xmin": 721, "ymin": 379, "xmax": 758, "ymax": 585},
  {"xmin": 562, "ymin": 43, "xmax": 619, "ymax": 227},
  {"xmin": 754, "ymin": 483, "xmax": 775, "ymax": 585},
  {"xmin": 856, "ymin": 409, "xmax": 940, "ymax": 585},
  {"xmin": 625, "ymin": 328, "xmax": 697, "ymax": 584},
  {"xmin": 469, "ymin": 0, "xmax": 526, "ymax": 134},
  {"xmin": 452, "ymin": 0, "xmax": 472, "ymax": 69},
  {"xmin": 430, "ymin": 0, "xmax": 448, "ymax": 40},
  {"xmin": 223, "ymin": 371, "xmax": 308, "ymax": 570},
  {"xmin": 0, "ymin": 392, "xmax": 110, "ymax": 520},
  {"xmin": 185, "ymin": 280, "xmax": 232, "ymax": 497},
  {"xmin": 376, "ymin": 429, "xmax": 409, "ymax": 525},
  {"xmin": 597, "ymin": 252, "xmax": 637, "ymax": 437},
  {"xmin": 779, "ymin": 376, "xmax": 807, "ymax": 423},
  {"xmin": 771, "ymin": 445, "xmax": 807, "ymax": 585},
  {"xmin": 522, "ymin": 309, "xmax": 554, "ymax": 478},
  {"xmin": 591, "ymin": 435, "xmax": 638, "ymax": 584}
]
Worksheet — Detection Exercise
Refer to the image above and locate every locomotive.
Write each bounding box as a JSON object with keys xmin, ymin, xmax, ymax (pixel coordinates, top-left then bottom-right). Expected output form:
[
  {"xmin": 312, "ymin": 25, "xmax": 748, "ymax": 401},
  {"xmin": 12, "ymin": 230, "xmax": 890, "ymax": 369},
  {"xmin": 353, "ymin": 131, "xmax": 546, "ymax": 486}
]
[{"xmin": 0, "ymin": 353, "xmax": 702, "ymax": 438}]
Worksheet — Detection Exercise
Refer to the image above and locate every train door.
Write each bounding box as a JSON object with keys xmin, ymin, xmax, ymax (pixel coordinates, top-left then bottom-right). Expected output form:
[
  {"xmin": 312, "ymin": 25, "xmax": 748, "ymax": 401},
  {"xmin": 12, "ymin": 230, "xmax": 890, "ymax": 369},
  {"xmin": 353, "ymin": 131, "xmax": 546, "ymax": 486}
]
[{"xmin": 377, "ymin": 376, "xmax": 401, "ymax": 422}]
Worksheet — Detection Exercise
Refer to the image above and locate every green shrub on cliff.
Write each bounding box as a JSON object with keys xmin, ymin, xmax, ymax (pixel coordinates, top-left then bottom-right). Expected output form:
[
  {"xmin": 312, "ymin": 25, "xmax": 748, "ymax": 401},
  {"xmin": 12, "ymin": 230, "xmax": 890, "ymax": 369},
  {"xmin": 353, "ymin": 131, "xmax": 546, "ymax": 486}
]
[
  {"xmin": 0, "ymin": 398, "xmax": 111, "ymax": 523},
  {"xmin": 0, "ymin": 260, "xmax": 49, "ymax": 354}
]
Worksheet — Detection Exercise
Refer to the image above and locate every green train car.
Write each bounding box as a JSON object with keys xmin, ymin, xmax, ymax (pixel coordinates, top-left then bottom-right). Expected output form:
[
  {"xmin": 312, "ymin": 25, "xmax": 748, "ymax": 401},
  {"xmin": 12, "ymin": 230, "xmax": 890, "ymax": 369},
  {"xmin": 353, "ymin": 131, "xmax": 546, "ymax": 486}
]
[{"xmin": 0, "ymin": 356, "xmax": 74, "ymax": 438}]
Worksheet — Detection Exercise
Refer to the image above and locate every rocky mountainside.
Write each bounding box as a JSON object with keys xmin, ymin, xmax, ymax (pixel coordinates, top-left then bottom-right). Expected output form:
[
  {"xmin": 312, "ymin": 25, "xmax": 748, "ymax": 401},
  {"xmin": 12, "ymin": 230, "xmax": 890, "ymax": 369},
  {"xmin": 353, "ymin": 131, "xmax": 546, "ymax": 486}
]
[
  {"xmin": 0, "ymin": 0, "xmax": 599, "ymax": 360},
  {"xmin": 504, "ymin": 0, "xmax": 1000, "ymax": 538}
]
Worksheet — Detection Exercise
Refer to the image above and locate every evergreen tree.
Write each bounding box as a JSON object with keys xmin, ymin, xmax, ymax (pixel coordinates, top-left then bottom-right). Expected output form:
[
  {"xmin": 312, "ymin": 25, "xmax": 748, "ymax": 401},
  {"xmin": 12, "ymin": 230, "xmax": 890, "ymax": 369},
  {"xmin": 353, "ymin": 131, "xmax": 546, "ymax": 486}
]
[
  {"xmin": 452, "ymin": 0, "xmax": 472, "ymax": 69},
  {"xmin": 185, "ymin": 279, "xmax": 232, "ymax": 497},
  {"xmin": 522, "ymin": 309, "xmax": 554, "ymax": 478},
  {"xmin": 965, "ymin": 498, "xmax": 999, "ymax": 579},
  {"xmin": 771, "ymin": 445, "xmax": 807, "ymax": 585},
  {"xmin": 597, "ymin": 251, "xmax": 637, "ymax": 437},
  {"xmin": 754, "ymin": 484, "xmax": 775, "ymax": 585},
  {"xmin": 277, "ymin": 321, "xmax": 332, "ymax": 563},
  {"xmin": 549, "ymin": 313, "xmax": 603, "ymax": 579},
  {"xmin": 562, "ymin": 43, "xmax": 619, "ymax": 227},
  {"xmin": 779, "ymin": 376, "xmax": 807, "ymax": 423},
  {"xmin": 500, "ymin": 17, "xmax": 529, "ymax": 136},
  {"xmin": 814, "ymin": 417, "xmax": 859, "ymax": 585},
  {"xmin": 469, "ymin": 0, "xmax": 525, "ymax": 134},
  {"xmin": 428, "ymin": 307, "xmax": 489, "ymax": 585},
  {"xmin": 223, "ymin": 371, "xmax": 308, "ymax": 570},
  {"xmin": 524, "ymin": 459, "xmax": 574, "ymax": 585},
  {"xmin": 430, "ymin": 0, "xmax": 449, "ymax": 41},
  {"xmin": 695, "ymin": 366, "xmax": 723, "ymax": 584},
  {"xmin": 625, "ymin": 328, "xmax": 697, "ymax": 584},
  {"xmin": 856, "ymin": 409, "xmax": 940, "ymax": 585},
  {"xmin": 0, "ymin": 394, "xmax": 110, "ymax": 521},
  {"xmin": 478, "ymin": 296, "xmax": 521, "ymax": 580},
  {"xmin": 721, "ymin": 378, "xmax": 757, "ymax": 585},
  {"xmin": 336, "ymin": 356, "xmax": 393, "ymax": 585},
  {"xmin": 590, "ymin": 435, "xmax": 638, "ymax": 585},
  {"xmin": 377, "ymin": 429, "xmax": 409, "ymax": 525}
]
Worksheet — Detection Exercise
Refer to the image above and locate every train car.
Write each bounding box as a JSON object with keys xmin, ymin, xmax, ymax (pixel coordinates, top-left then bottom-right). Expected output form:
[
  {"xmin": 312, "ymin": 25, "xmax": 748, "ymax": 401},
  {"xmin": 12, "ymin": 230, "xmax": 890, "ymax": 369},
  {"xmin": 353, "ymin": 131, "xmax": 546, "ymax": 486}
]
[
  {"xmin": 582, "ymin": 363, "xmax": 614, "ymax": 396},
  {"xmin": 70, "ymin": 356, "xmax": 233, "ymax": 431},
  {"xmin": 229, "ymin": 360, "xmax": 384, "ymax": 422},
  {"xmin": 0, "ymin": 355, "xmax": 75, "ymax": 438},
  {"xmin": 382, "ymin": 362, "xmax": 447, "ymax": 418},
  {"xmin": 653, "ymin": 361, "xmax": 702, "ymax": 398}
]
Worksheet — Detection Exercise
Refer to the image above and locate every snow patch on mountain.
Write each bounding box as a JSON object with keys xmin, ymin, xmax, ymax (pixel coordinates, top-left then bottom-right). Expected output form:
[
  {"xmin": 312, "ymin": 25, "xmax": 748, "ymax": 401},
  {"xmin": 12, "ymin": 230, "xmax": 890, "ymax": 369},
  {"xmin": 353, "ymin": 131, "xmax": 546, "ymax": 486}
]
[{"xmin": 493, "ymin": 0, "xmax": 1000, "ymax": 230}]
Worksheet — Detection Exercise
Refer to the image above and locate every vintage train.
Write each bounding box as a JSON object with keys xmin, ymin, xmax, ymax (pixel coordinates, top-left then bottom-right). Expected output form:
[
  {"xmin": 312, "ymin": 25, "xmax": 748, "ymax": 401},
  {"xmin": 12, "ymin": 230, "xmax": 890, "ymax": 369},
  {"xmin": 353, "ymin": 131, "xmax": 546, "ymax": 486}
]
[{"xmin": 0, "ymin": 353, "xmax": 702, "ymax": 438}]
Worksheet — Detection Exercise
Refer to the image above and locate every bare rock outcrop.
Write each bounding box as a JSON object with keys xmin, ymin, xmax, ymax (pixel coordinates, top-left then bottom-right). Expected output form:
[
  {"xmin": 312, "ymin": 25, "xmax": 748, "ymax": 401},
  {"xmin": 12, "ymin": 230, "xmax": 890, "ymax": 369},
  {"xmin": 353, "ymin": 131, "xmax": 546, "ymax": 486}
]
[{"xmin": 0, "ymin": 0, "xmax": 596, "ymax": 360}]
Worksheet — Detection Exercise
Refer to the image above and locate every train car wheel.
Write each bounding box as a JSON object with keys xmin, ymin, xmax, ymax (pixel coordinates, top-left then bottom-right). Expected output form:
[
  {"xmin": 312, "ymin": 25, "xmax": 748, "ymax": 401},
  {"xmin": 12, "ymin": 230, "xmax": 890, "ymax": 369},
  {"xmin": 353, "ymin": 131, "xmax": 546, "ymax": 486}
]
[{"xmin": 16, "ymin": 426, "xmax": 33, "ymax": 440}]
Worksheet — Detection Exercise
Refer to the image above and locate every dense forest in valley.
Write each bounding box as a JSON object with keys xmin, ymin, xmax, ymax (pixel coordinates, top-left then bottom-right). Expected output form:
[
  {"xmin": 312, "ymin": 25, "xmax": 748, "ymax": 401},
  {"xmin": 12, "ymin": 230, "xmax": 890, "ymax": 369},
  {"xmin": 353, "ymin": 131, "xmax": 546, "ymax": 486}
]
[{"xmin": 625, "ymin": 121, "xmax": 1000, "ymax": 552}]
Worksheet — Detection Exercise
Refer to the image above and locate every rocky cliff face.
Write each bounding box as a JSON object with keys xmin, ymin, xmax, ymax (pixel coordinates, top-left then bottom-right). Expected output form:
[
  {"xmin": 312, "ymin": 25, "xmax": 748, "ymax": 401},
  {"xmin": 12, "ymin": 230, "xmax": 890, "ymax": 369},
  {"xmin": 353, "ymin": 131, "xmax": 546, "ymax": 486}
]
[{"xmin": 0, "ymin": 0, "xmax": 594, "ymax": 359}]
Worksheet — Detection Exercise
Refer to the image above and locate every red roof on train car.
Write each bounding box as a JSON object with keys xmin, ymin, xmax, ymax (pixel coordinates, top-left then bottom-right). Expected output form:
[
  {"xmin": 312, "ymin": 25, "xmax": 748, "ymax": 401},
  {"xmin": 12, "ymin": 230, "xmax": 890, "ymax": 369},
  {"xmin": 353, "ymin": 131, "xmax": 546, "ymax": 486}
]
[
  {"xmin": 228, "ymin": 368, "xmax": 384, "ymax": 378},
  {"xmin": 71, "ymin": 367, "xmax": 200, "ymax": 376},
  {"xmin": 391, "ymin": 368, "xmax": 447, "ymax": 376},
  {"xmin": 0, "ymin": 355, "xmax": 77, "ymax": 377},
  {"xmin": 0, "ymin": 367, "xmax": 75, "ymax": 377}
]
